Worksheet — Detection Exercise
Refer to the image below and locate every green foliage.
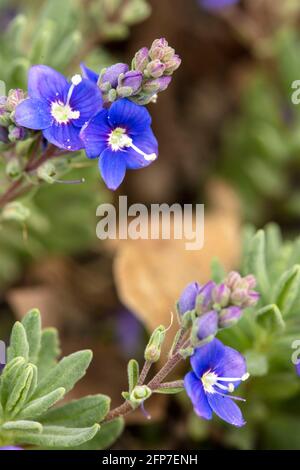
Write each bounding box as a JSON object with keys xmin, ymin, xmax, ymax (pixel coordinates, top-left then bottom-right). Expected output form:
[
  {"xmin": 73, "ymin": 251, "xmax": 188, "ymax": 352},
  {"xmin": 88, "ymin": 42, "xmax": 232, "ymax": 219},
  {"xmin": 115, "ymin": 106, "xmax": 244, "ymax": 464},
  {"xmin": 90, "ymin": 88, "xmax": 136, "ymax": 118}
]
[
  {"xmin": 208, "ymin": 224, "xmax": 300, "ymax": 448},
  {"xmin": 0, "ymin": 309, "xmax": 123, "ymax": 449},
  {"xmin": 219, "ymin": 29, "xmax": 300, "ymax": 224}
]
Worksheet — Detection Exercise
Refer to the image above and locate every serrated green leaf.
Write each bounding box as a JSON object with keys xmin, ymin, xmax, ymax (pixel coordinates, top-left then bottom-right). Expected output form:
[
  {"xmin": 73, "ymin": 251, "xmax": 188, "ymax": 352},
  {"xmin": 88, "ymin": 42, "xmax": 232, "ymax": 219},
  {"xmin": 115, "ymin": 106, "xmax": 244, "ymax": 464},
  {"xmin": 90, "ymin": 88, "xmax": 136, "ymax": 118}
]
[
  {"xmin": 41, "ymin": 394, "xmax": 110, "ymax": 427},
  {"xmin": 73, "ymin": 418, "xmax": 124, "ymax": 450},
  {"xmin": 255, "ymin": 304, "xmax": 285, "ymax": 331},
  {"xmin": 127, "ymin": 359, "xmax": 139, "ymax": 394},
  {"xmin": 36, "ymin": 328, "xmax": 60, "ymax": 378},
  {"xmin": 273, "ymin": 265, "xmax": 300, "ymax": 316},
  {"xmin": 32, "ymin": 350, "xmax": 92, "ymax": 399},
  {"xmin": 2, "ymin": 420, "xmax": 42, "ymax": 433},
  {"xmin": 7, "ymin": 322, "xmax": 29, "ymax": 362},
  {"xmin": 14, "ymin": 424, "xmax": 99, "ymax": 448},
  {"xmin": 18, "ymin": 388, "xmax": 65, "ymax": 420},
  {"xmin": 0, "ymin": 357, "xmax": 26, "ymax": 407},
  {"xmin": 21, "ymin": 309, "xmax": 41, "ymax": 363}
]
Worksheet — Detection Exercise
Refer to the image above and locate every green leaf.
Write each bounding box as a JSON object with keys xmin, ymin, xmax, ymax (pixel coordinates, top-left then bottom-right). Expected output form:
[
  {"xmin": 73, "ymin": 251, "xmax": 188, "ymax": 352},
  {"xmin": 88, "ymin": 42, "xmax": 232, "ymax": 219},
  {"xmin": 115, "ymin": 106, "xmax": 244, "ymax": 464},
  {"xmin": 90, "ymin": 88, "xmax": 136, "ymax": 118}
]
[
  {"xmin": 73, "ymin": 418, "xmax": 124, "ymax": 450},
  {"xmin": 0, "ymin": 357, "xmax": 26, "ymax": 407},
  {"xmin": 14, "ymin": 424, "xmax": 99, "ymax": 448},
  {"xmin": 272, "ymin": 265, "xmax": 300, "ymax": 316},
  {"xmin": 41, "ymin": 394, "xmax": 110, "ymax": 427},
  {"xmin": 32, "ymin": 350, "xmax": 92, "ymax": 399},
  {"xmin": 210, "ymin": 257, "xmax": 225, "ymax": 283},
  {"xmin": 127, "ymin": 359, "xmax": 139, "ymax": 394},
  {"xmin": 36, "ymin": 328, "xmax": 60, "ymax": 378},
  {"xmin": 21, "ymin": 309, "xmax": 41, "ymax": 363},
  {"xmin": 255, "ymin": 304, "xmax": 285, "ymax": 331},
  {"xmin": 6, "ymin": 364, "xmax": 37, "ymax": 416},
  {"xmin": 154, "ymin": 387, "xmax": 184, "ymax": 395},
  {"xmin": 244, "ymin": 350, "xmax": 268, "ymax": 376},
  {"xmin": 18, "ymin": 388, "xmax": 65, "ymax": 420},
  {"xmin": 2, "ymin": 420, "xmax": 42, "ymax": 433},
  {"xmin": 244, "ymin": 230, "xmax": 270, "ymax": 299},
  {"xmin": 265, "ymin": 223, "xmax": 282, "ymax": 265},
  {"xmin": 7, "ymin": 322, "xmax": 29, "ymax": 362}
]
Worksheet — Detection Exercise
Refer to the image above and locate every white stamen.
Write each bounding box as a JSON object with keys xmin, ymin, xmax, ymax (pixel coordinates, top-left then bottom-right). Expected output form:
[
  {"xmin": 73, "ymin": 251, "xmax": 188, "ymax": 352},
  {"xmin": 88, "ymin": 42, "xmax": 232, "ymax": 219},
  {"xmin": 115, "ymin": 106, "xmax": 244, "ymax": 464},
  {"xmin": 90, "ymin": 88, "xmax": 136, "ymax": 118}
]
[
  {"xmin": 108, "ymin": 127, "xmax": 157, "ymax": 162},
  {"xmin": 129, "ymin": 142, "xmax": 157, "ymax": 161},
  {"xmin": 66, "ymin": 75, "xmax": 82, "ymax": 106},
  {"xmin": 201, "ymin": 369, "xmax": 249, "ymax": 395},
  {"xmin": 71, "ymin": 74, "xmax": 82, "ymax": 85}
]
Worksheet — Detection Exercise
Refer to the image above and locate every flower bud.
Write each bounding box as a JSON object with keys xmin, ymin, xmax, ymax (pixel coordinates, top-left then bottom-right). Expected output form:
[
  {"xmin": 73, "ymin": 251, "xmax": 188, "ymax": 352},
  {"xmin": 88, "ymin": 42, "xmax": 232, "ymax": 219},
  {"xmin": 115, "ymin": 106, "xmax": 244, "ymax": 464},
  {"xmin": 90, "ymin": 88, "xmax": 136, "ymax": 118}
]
[
  {"xmin": 219, "ymin": 306, "xmax": 242, "ymax": 328},
  {"xmin": 243, "ymin": 290, "xmax": 260, "ymax": 307},
  {"xmin": 178, "ymin": 282, "xmax": 201, "ymax": 315},
  {"xmin": 194, "ymin": 310, "xmax": 218, "ymax": 342},
  {"xmin": 117, "ymin": 71, "xmax": 143, "ymax": 95},
  {"xmin": 230, "ymin": 288, "xmax": 249, "ymax": 306},
  {"xmin": 146, "ymin": 60, "xmax": 166, "ymax": 78},
  {"xmin": 6, "ymin": 157, "xmax": 22, "ymax": 180},
  {"xmin": 212, "ymin": 283, "xmax": 231, "ymax": 307},
  {"xmin": 196, "ymin": 281, "xmax": 216, "ymax": 314},
  {"xmin": 6, "ymin": 89, "xmax": 26, "ymax": 112},
  {"xmin": 129, "ymin": 385, "xmax": 152, "ymax": 407},
  {"xmin": 2, "ymin": 201, "xmax": 30, "ymax": 222},
  {"xmin": 244, "ymin": 274, "xmax": 257, "ymax": 289},
  {"xmin": 8, "ymin": 125, "xmax": 26, "ymax": 142},
  {"xmin": 37, "ymin": 161, "xmax": 56, "ymax": 184},
  {"xmin": 142, "ymin": 76, "xmax": 172, "ymax": 94},
  {"xmin": 164, "ymin": 54, "xmax": 181, "ymax": 74},
  {"xmin": 225, "ymin": 271, "xmax": 241, "ymax": 289},
  {"xmin": 144, "ymin": 325, "xmax": 166, "ymax": 362},
  {"xmin": 133, "ymin": 47, "xmax": 149, "ymax": 72},
  {"xmin": 149, "ymin": 38, "xmax": 169, "ymax": 60},
  {"xmin": 99, "ymin": 63, "xmax": 129, "ymax": 89}
]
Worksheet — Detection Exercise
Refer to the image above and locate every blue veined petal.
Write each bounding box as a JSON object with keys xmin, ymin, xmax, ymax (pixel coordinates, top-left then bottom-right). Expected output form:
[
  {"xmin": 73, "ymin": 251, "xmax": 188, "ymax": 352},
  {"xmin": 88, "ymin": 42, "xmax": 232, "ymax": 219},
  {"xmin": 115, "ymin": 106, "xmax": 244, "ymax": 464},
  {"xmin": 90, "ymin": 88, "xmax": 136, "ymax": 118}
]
[
  {"xmin": 42, "ymin": 123, "xmax": 83, "ymax": 151},
  {"xmin": 296, "ymin": 362, "xmax": 300, "ymax": 376},
  {"xmin": 184, "ymin": 371, "xmax": 212, "ymax": 420},
  {"xmin": 99, "ymin": 148, "xmax": 127, "ymax": 190},
  {"xmin": 28, "ymin": 65, "xmax": 67, "ymax": 102},
  {"xmin": 200, "ymin": 0, "xmax": 239, "ymax": 10},
  {"xmin": 14, "ymin": 98, "xmax": 52, "ymax": 130},
  {"xmin": 80, "ymin": 63, "xmax": 99, "ymax": 83},
  {"xmin": 69, "ymin": 78, "xmax": 103, "ymax": 127},
  {"xmin": 191, "ymin": 338, "xmax": 225, "ymax": 379},
  {"xmin": 214, "ymin": 344, "xmax": 247, "ymax": 386},
  {"xmin": 207, "ymin": 394, "xmax": 246, "ymax": 427},
  {"xmin": 125, "ymin": 129, "xmax": 158, "ymax": 169},
  {"xmin": 80, "ymin": 109, "xmax": 110, "ymax": 159},
  {"xmin": 108, "ymin": 98, "xmax": 152, "ymax": 134}
]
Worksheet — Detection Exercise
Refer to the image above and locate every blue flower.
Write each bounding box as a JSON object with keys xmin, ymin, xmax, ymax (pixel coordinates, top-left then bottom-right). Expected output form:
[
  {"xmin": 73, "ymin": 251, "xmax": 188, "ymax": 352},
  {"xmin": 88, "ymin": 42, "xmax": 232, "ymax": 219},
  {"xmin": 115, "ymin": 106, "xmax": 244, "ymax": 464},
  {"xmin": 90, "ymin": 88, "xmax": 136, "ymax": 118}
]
[
  {"xmin": 80, "ymin": 98, "xmax": 158, "ymax": 190},
  {"xmin": 0, "ymin": 446, "xmax": 23, "ymax": 450},
  {"xmin": 296, "ymin": 362, "xmax": 300, "ymax": 377},
  {"xmin": 184, "ymin": 338, "xmax": 249, "ymax": 427},
  {"xmin": 15, "ymin": 65, "xmax": 102, "ymax": 151},
  {"xmin": 199, "ymin": 0, "xmax": 239, "ymax": 9},
  {"xmin": 178, "ymin": 282, "xmax": 201, "ymax": 315}
]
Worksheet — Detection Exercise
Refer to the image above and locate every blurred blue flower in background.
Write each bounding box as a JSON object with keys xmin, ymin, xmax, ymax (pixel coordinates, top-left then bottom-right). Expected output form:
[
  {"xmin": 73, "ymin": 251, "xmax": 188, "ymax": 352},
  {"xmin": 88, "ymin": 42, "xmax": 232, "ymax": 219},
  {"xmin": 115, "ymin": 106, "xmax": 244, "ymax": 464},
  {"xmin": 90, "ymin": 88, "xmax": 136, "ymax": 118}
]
[{"xmin": 199, "ymin": 0, "xmax": 239, "ymax": 10}]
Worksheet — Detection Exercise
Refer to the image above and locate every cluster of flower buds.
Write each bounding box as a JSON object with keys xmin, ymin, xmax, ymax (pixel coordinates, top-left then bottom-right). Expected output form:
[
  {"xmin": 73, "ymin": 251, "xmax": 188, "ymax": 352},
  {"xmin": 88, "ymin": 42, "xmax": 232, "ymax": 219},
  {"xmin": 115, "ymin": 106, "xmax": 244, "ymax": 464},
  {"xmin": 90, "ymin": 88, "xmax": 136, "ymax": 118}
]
[
  {"xmin": 131, "ymin": 38, "xmax": 181, "ymax": 105},
  {"xmin": 0, "ymin": 89, "xmax": 27, "ymax": 144},
  {"xmin": 177, "ymin": 271, "xmax": 260, "ymax": 347},
  {"xmin": 96, "ymin": 38, "xmax": 181, "ymax": 105}
]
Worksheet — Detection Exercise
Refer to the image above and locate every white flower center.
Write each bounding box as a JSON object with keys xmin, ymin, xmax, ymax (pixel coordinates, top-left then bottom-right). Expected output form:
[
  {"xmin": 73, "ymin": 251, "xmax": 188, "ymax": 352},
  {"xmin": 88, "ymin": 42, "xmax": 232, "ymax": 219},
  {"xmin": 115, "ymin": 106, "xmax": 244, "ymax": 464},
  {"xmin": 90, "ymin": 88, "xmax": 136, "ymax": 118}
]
[
  {"xmin": 51, "ymin": 75, "xmax": 82, "ymax": 125},
  {"xmin": 108, "ymin": 126, "xmax": 157, "ymax": 162},
  {"xmin": 51, "ymin": 101, "xmax": 80, "ymax": 125},
  {"xmin": 201, "ymin": 370, "xmax": 249, "ymax": 395}
]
